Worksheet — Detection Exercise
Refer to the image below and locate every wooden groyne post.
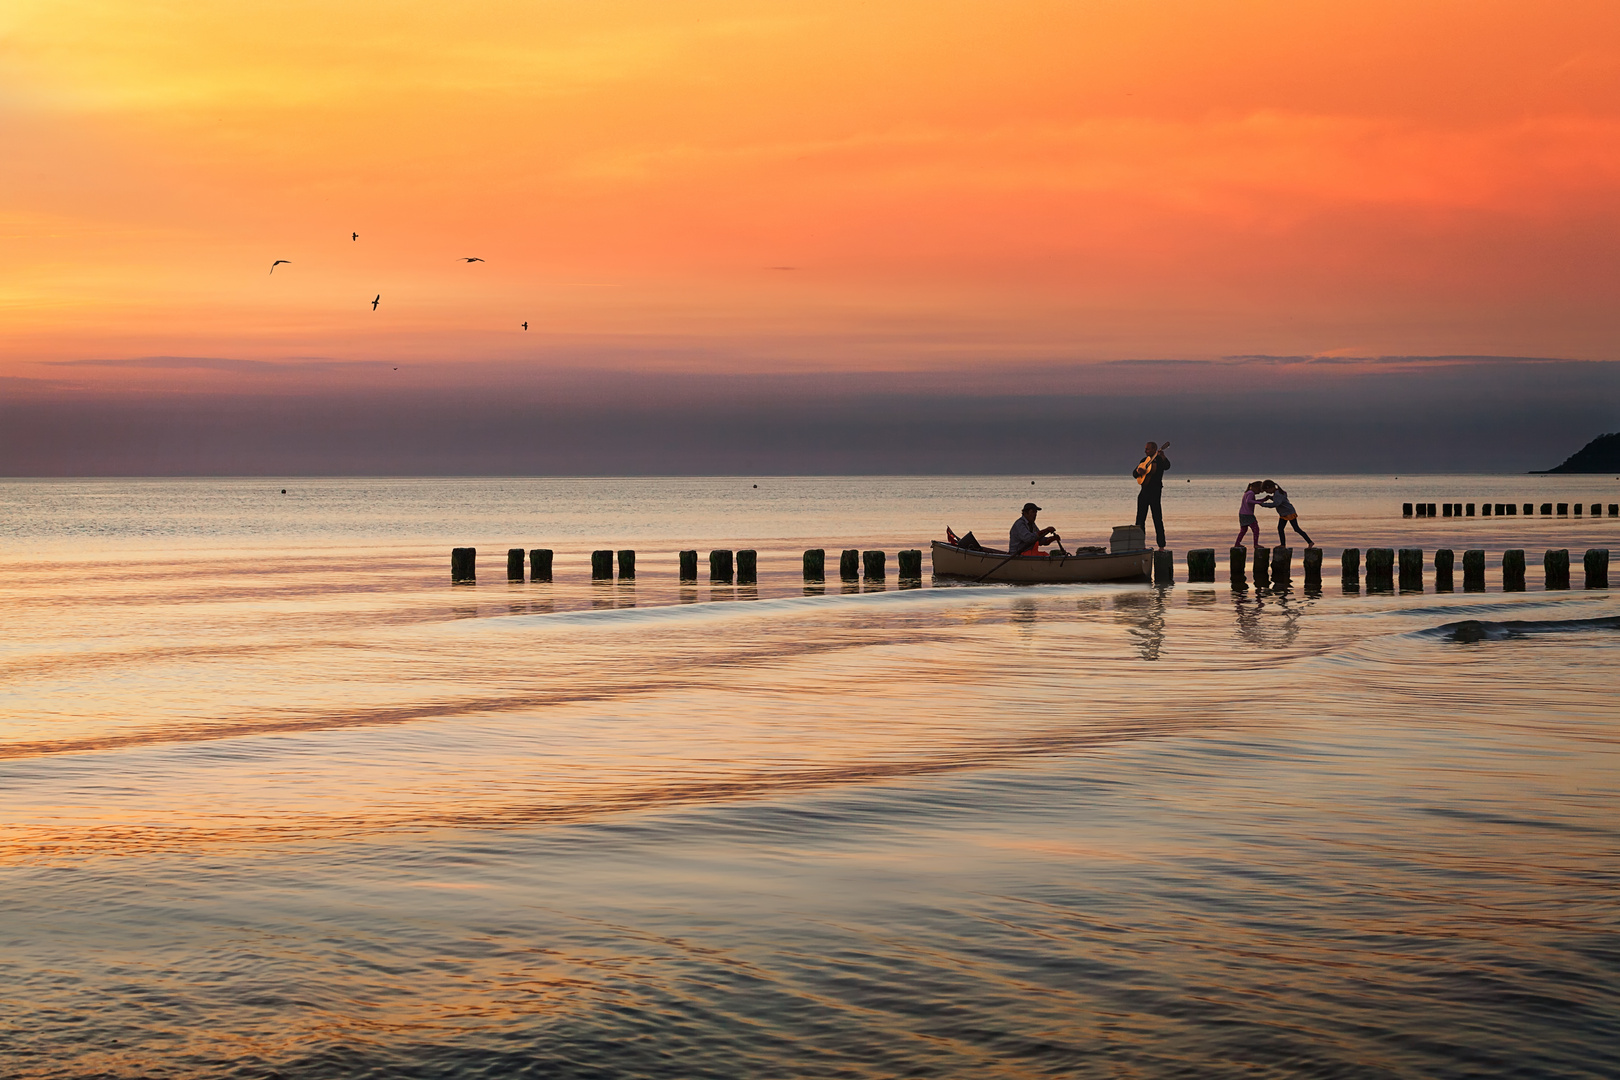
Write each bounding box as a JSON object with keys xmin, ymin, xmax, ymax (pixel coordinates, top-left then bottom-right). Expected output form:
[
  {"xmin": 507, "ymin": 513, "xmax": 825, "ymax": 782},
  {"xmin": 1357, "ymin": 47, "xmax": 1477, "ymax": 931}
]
[
  {"xmin": 1253, "ymin": 545, "xmax": 1271, "ymax": 587},
  {"xmin": 1543, "ymin": 549, "xmax": 1569, "ymax": 590},
  {"xmin": 1153, "ymin": 549, "xmax": 1174, "ymax": 586},
  {"xmin": 1366, "ymin": 548, "xmax": 1394, "ymax": 591},
  {"xmin": 804, "ymin": 549, "xmax": 826, "ymax": 582},
  {"xmin": 530, "ymin": 548, "xmax": 553, "ymax": 582},
  {"xmin": 591, "ymin": 549, "xmax": 613, "ymax": 580},
  {"xmin": 710, "ymin": 549, "xmax": 734, "ymax": 584},
  {"xmin": 1502, "ymin": 549, "xmax": 1526, "ymax": 591},
  {"xmin": 452, "ymin": 547, "xmax": 476, "ymax": 583},
  {"xmin": 1188, "ymin": 549, "xmax": 1216, "ymax": 582},
  {"xmin": 737, "ymin": 549, "xmax": 757, "ymax": 584},
  {"xmin": 1302, "ymin": 547, "xmax": 1322, "ymax": 588},
  {"xmin": 679, "ymin": 550, "xmax": 698, "ymax": 581},
  {"xmin": 897, "ymin": 549, "xmax": 923, "ymax": 579},
  {"xmin": 1586, "ymin": 549, "xmax": 1610, "ymax": 589},
  {"xmin": 1398, "ymin": 548, "xmax": 1423, "ymax": 591},
  {"xmin": 1434, "ymin": 549, "xmax": 1454, "ymax": 591},
  {"xmin": 1269, "ymin": 546, "xmax": 1291, "ymax": 584},
  {"xmin": 1341, "ymin": 548, "xmax": 1360, "ymax": 587},
  {"xmin": 1462, "ymin": 549, "xmax": 1484, "ymax": 591},
  {"xmin": 507, "ymin": 548, "xmax": 525, "ymax": 581},
  {"xmin": 840, "ymin": 549, "xmax": 860, "ymax": 582},
  {"xmin": 617, "ymin": 549, "xmax": 636, "ymax": 580},
  {"xmin": 1228, "ymin": 546, "xmax": 1247, "ymax": 587},
  {"xmin": 862, "ymin": 550, "xmax": 886, "ymax": 581}
]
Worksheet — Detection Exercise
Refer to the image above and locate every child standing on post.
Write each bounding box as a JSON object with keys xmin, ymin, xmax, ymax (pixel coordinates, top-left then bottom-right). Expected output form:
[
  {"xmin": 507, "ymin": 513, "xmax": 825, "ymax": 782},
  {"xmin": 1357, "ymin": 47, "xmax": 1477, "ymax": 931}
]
[
  {"xmin": 1233, "ymin": 481, "xmax": 1264, "ymax": 548},
  {"xmin": 1259, "ymin": 480, "xmax": 1314, "ymax": 548}
]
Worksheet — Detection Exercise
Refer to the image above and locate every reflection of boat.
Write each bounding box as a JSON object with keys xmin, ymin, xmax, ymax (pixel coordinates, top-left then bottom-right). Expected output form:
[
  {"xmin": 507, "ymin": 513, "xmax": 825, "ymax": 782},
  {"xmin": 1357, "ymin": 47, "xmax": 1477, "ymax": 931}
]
[{"xmin": 931, "ymin": 540, "xmax": 1152, "ymax": 583}]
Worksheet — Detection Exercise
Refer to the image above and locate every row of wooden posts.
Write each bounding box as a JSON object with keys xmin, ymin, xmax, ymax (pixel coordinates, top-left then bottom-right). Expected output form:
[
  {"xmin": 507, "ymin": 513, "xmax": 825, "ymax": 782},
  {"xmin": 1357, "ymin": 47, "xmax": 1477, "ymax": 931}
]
[
  {"xmin": 449, "ymin": 547, "xmax": 925, "ymax": 584},
  {"xmin": 1180, "ymin": 546, "xmax": 1611, "ymax": 590},
  {"xmin": 1404, "ymin": 502, "xmax": 1619, "ymax": 517}
]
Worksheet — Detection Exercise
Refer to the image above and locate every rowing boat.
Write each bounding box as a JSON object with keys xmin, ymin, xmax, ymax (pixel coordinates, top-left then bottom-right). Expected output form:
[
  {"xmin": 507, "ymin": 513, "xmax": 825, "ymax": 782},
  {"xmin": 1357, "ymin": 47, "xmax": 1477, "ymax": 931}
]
[{"xmin": 930, "ymin": 540, "xmax": 1152, "ymax": 584}]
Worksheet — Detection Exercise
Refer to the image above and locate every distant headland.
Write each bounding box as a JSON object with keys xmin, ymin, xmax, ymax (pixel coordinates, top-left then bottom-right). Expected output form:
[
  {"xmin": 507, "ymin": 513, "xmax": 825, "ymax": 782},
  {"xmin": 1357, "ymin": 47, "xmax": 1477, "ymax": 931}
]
[{"xmin": 1534, "ymin": 432, "xmax": 1620, "ymax": 473}]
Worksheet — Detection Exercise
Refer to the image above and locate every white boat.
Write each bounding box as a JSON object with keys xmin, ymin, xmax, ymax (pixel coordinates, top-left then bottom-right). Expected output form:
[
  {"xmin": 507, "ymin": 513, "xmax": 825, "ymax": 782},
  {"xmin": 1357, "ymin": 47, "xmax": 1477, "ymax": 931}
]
[{"xmin": 931, "ymin": 540, "xmax": 1153, "ymax": 584}]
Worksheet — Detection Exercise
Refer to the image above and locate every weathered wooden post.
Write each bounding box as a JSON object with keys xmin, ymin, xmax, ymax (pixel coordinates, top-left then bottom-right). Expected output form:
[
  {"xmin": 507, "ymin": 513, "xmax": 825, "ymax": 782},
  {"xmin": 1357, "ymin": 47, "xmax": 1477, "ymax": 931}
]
[
  {"xmin": 1270, "ymin": 546, "xmax": 1291, "ymax": 584},
  {"xmin": 1585, "ymin": 548, "xmax": 1610, "ymax": 589},
  {"xmin": 1366, "ymin": 548, "xmax": 1394, "ymax": 590},
  {"xmin": 1341, "ymin": 548, "xmax": 1361, "ymax": 586},
  {"xmin": 1465, "ymin": 503, "xmax": 1475, "ymax": 516},
  {"xmin": 1229, "ymin": 546, "xmax": 1248, "ymax": 587},
  {"xmin": 1302, "ymin": 547, "xmax": 1322, "ymax": 587},
  {"xmin": 1434, "ymin": 549, "xmax": 1455, "ymax": 591},
  {"xmin": 804, "ymin": 549, "xmax": 826, "ymax": 582},
  {"xmin": 736, "ymin": 549, "xmax": 757, "ymax": 584},
  {"xmin": 1520, "ymin": 504, "xmax": 1530, "ymax": 515},
  {"xmin": 710, "ymin": 549, "xmax": 734, "ymax": 583},
  {"xmin": 1543, "ymin": 549, "xmax": 1569, "ymax": 589},
  {"xmin": 1540, "ymin": 502, "xmax": 1552, "ymax": 515},
  {"xmin": 1557, "ymin": 503, "xmax": 1568, "ymax": 516},
  {"xmin": 1442, "ymin": 504, "xmax": 1452, "ymax": 517},
  {"xmin": 897, "ymin": 549, "xmax": 923, "ymax": 578},
  {"xmin": 862, "ymin": 550, "xmax": 886, "ymax": 581},
  {"xmin": 1574, "ymin": 504, "xmax": 1583, "ymax": 516},
  {"xmin": 1188, "ymin": 549, "xmax": 1216, "ymax": 582},
  {"xmin": 1592, "ymin": 504, "xmax": 1603, "ymax": 517},
  {"xmin": 1427, "ymin": 503, "xmax": 1436, "ymax": 517},
  {"xmin": 679, "ymin": 550, "xmax": 698, "ymax": 582},
  {"xmin": 1502, "ymin": 549, "xmax": 1525, "ymax": 591},
  {"xmin": 1403, "ymin": 503, "xmax": 1413, "ymax": 518},
  {"xmin": 1253, "ymin": 545, "xmax": 1271, "ymax": 587},
  {"xmin": 1153, "ymin": 549, "xmax": 1174, "ymax": 585},
  {"xmin": 529, "ymin": 548, "xmax": 553, "ymax": 582},
  {"xmin": 507, "ymin": 548, "xmax": 525, "ymax": 581},
  {"xmin": 1462, "ymin": 549, "xmax": 1485, "ymax": 591},
  {"xmin": 591, "ymin": 549, "xmax": 613, "ymax": 580},
  {"xmin": 451, "ymin": 547, "xmax": 476, "ymax": 583},
  {"xmin": 1609, "ymin": 504, "xmax": 1618, "ymax": 517},
  {"xmin": 1398, "ymin": 548, "xmax": 1424, "ymax": 591},
  {"xmin": 840, "ymin": 549, "xmax": 860, "ymax": 582},
  {"xmin": 617, "ymin": 549, "xmax": 636, "ymax": 580}
]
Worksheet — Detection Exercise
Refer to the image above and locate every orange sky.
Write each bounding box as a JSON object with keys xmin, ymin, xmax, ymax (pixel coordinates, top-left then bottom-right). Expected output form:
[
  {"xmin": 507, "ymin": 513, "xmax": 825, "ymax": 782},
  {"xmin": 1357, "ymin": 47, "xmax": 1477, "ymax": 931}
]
[{"xmin": 4, "ymin": 0, "xmax": 1620, "ymax": 392}]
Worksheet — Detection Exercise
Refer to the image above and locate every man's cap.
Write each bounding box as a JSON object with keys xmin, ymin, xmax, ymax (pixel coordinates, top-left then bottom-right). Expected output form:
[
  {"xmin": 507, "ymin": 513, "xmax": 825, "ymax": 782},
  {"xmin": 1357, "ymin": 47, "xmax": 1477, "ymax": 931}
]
[{"xmin": 1022, "ymin": 502, "xmax": 1041, "ymax": 512}]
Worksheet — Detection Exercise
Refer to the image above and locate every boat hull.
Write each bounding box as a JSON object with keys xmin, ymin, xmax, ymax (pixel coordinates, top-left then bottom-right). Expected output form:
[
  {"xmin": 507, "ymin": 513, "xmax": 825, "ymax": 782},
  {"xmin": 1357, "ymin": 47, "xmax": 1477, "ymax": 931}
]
[{"xmin": 931, "ymin": 540, "xmax": 1152, "ymax": 583}]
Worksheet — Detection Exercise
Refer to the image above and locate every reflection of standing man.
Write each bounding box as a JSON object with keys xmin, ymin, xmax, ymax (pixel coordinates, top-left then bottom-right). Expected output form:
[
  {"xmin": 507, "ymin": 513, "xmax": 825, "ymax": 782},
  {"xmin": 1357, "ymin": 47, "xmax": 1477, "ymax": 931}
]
[{"xmin": 1133, "ymin": 440, "xmax": 1171, "ymax": 549}]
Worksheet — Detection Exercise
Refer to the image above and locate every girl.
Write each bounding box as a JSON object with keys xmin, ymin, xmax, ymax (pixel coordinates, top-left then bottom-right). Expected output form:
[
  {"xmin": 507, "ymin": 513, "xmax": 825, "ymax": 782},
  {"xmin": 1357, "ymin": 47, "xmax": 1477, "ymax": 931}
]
[
  {"xmin": 1260, "ymin": 480, "xmax": 1314, "ymax": 548},
  {"xmin": 1233, "ymin": 481, "xmax": 1264, "ymax": 548}
]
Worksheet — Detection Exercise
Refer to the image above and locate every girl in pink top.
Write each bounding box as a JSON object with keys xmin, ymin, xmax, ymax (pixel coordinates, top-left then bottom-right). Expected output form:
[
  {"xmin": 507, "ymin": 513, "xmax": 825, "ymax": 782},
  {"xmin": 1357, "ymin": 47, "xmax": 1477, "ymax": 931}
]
[{"xmin": 1233, "ymin": 481, "xmax": 1263, "ymax": 548}]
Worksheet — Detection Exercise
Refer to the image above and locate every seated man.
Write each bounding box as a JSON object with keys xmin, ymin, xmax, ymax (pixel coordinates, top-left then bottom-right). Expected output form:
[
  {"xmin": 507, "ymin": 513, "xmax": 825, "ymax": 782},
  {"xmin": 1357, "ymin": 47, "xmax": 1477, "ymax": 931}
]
[{"xmin": 1009, "ymin": 501, "xmax": 1060, "ymax": 556}]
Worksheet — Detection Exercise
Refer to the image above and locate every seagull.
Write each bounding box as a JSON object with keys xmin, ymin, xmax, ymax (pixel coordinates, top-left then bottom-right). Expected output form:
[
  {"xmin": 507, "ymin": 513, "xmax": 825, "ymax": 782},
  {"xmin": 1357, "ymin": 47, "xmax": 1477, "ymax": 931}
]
[
  {"xmin": 522, "ymin": 321, "xmax": 528, "ymax": 330},
  {"xmin": 371, "ymin": 294, "xmax": 380, "ymax": 310},
  {"xmin": 269, "ymin": 260, "xmax": 290, "ymax": 274},
  {"xmin": 460, "ymin": 257, "xmax": 484, "ymax": 263},
  {"xmin": 352, "ymin": 232, "xmax": 358, "ymax": 241}
]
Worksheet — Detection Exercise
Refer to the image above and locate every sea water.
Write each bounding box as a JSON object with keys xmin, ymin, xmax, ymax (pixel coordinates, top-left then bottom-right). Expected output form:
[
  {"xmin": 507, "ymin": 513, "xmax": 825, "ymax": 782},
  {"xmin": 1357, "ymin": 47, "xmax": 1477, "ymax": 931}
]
[{"xmin": 0, "ymin": 476, "xmax": 1616, "ymax": 1078}]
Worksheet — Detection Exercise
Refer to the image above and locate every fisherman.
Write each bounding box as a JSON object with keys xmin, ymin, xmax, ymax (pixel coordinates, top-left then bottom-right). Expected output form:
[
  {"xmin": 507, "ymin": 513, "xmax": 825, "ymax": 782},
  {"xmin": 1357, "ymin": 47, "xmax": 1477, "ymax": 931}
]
[
  {"xmin": 1009, "ymin": 502, "xmax": 1060, "ymax": 556},
  {"xmin": 1133, "ymin": 440, "xmax": 1171, "ymax": 550}
]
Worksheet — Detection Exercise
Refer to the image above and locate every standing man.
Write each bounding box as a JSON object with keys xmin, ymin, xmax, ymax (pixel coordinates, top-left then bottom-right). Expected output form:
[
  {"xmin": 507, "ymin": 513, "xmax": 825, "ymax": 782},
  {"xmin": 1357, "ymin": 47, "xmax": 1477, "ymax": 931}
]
[{"xmin": 1133, "ymin": 440, "xmax": 1171, "ymax": 549}]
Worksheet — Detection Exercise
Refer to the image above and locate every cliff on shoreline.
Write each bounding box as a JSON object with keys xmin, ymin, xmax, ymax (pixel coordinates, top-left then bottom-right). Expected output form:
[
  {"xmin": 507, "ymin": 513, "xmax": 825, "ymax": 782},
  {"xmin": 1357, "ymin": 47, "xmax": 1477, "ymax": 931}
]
[{"xmin": 1538, "ymin": 432, "xmax": 1620, "ymax": 473}]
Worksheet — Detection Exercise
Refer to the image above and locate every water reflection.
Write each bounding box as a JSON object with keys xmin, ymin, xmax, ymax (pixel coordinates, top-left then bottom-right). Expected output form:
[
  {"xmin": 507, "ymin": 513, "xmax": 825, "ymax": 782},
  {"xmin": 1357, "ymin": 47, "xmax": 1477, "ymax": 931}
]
[
  {"xmin": 1112, "ymin": 591, "xmax": 1167, "ymax": 661},
  {"xmin": 1232, "ymin": 591, "xmax": 1303, "ymax": 649}
]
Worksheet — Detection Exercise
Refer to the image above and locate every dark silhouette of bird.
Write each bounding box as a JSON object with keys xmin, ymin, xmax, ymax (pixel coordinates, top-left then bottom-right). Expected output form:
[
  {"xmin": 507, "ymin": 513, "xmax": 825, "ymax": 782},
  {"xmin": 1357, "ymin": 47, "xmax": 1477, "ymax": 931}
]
[
  {"xmin": 522, "ymin": 321, "xmax": 528, "ymax": 330},
  {"xmin": 371, "ymin": 295, "xmax": 380, "ymax": 310},
  {"xmin": 352, "ymin": 232, "xmax": 358, "ymax": 241},
  {"xmin": 269, "ymin": 260, "xmax": 290, "ymax": 274},
  {"xmin": 460, "ymin": 257, "xmax": 484, "ymax": 263}
]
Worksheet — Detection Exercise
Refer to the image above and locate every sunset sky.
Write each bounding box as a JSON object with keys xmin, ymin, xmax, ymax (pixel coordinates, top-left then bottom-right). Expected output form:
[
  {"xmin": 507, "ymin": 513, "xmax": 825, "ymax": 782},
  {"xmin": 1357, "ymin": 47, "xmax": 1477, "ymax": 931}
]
[{"xmin": 3, "ymin": 0, "xmax": 1619, "ymax": 472}]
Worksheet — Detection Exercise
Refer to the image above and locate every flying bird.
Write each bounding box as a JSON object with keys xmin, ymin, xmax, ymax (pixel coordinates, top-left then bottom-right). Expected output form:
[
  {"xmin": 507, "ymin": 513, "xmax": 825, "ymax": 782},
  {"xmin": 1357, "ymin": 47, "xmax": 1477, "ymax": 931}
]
[
  {"xmin": 522, "ymin": 321, "xmax": 528, "ymax": 330},
  {"xmin": 269, "ymin": 260, "xmax": 290, "ymax": 274},
  {"xmin": 352, "ymin": 232, "xmax": 358, "ymax": 241},
  {"xmin": 371, "ymin": 294, "xmax": 380, "ymax": 310},
  {"xmin": 460, "ymin": 257, "xmax": 484, "ymax": 263}
]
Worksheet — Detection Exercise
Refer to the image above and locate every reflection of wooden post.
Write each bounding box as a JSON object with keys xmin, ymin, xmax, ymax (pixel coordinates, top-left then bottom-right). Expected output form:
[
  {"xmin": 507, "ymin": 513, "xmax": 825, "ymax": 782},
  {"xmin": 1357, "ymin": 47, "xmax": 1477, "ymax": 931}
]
[
  {"xmin": 804, "ymin": 549, "xmax": 825, "ymax": 582},
  {"xmin": 710, "ymin": 549, "xmax": 734, "ymax": 583},
  {"xmin": 591, "ymin": 550, "xmax": 613, "ymax": 580},
  {"xmin": 1270, "ymin": 546, "xmax": 1291, "ymax": 583},
  {"xmin": 451, "ymin": 547, "xmax": 476, "ymax": 583},
  {"xmin": 1366, "ymin": 548, "xmax": 1394, "ymax": 590},
  {"xmin": 1229, "ymin": 546, "xmax": 1247, "ymax": 587},
  {"xmin": 1188, "ymin": 549, "xmax": 1216, "ymax": 582},
  {"xmin": 737, "ymin": 549, "xmax": 757, "ymax": 584},
  {"xmin": 507, "ymin": 548, "xmax": 525, "ymax": 581},
  {"xmin": 1434, "ymin": 549, "xmax": 1455, "ymax": 591},
  {"xmin": 529, "ymin": 549, "xmax": 553, "ymax": 582},
  {"xmin": 1253, "ymin": 545, "xmax": 1271, "ymax": 587},
  {"xmin": 1543, "ymin": 549, "xmax": 1569, "ymax": 589},
  {"xmin": 862, "ymin": 550, "xmax": 886, "ymax": 581},
  {"xmin": 1302, "ymin": 547, "xmax": 1322, "ymax": 587},
  {"xmin": 840, "ymin": 549, "xmax": 859, "ymax": 581},
  {"xmin": 897, "ymin": 549, "xmax": 923, "ymax": 578},
  {"xmin": 617, "ymin": 550, "xmax": 635, "ymax": 580},
  {"xmin": 679, "ymin": 550, "xmax": 698, "ymax": 581},
  {"xmin": 1153, "ymin": 549, "xmax": 1174, "ymax": 585},
  {"xmin": 1502, "ymin": 549, "xmax": 1525, "ymax": 591},
  {"xmin": 1462, "ymin": 549, "xmax": 1485, "ymax": 591},
  {"xmin": 1585, "ymin": 548, "xmax": 1610, "ymax": 589},
  {"xmin": 1398, "ymin": 549, "xmax": 1423, "ymax": 591},
  {"xmin": 1341, "ymin": 548, "xmax": 1360, "ymax": 586}
]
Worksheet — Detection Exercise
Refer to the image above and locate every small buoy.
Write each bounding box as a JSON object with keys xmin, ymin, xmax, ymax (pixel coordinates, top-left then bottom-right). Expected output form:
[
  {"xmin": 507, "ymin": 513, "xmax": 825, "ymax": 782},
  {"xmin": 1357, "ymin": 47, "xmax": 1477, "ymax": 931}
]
[
  {"xmin": 753, "ymin": 484, "xmax": 757, "ymax": 488},
  {"xmin": 1031, "ymin": 480, "xmax": 1035, "ymax": 484},
  {"xmin": 281, "ymin": 489, "xmax": 287, "ymax": 494}
]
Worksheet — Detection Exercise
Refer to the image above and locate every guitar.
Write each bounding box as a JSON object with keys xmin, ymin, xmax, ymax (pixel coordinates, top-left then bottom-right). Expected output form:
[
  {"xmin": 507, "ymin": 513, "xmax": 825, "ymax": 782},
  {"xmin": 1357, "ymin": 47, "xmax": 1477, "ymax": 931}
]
[{"xmin": 1135, "ymin": 441, "xmax": 1170, "ymax": 485}]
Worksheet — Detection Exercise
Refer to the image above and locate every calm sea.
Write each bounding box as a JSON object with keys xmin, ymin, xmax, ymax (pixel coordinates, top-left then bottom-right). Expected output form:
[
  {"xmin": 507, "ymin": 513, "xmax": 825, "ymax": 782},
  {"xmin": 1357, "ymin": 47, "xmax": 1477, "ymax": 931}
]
[{"xmin": 1, "ymin": 476, "xmax": 1617, "ymax": 1079}]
